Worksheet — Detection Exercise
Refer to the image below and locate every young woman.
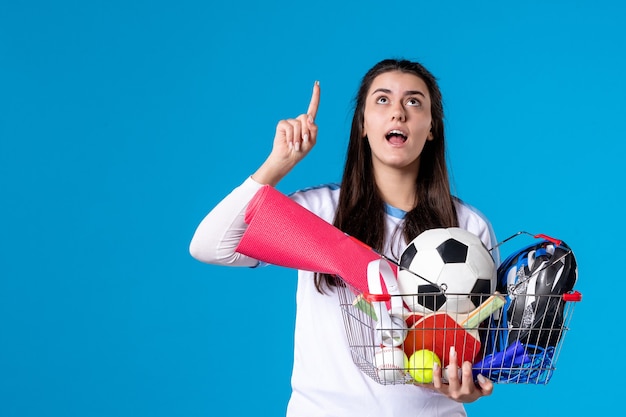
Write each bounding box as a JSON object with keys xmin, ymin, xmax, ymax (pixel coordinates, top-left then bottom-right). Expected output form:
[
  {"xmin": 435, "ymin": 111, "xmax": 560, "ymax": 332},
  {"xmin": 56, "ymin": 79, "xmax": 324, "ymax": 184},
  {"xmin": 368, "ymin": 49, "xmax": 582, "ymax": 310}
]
[{"xmin": 190, "ymin": 59, "xmax": 498, "ymax": 416}]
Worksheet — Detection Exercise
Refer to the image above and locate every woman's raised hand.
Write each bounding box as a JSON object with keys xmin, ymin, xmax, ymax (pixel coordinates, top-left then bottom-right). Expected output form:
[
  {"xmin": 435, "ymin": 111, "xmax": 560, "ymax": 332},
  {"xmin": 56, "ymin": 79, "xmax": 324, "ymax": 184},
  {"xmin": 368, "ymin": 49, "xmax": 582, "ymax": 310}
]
[{"xmin": 252, "ymin": 81, "xmax": 320, "ymax": 186}]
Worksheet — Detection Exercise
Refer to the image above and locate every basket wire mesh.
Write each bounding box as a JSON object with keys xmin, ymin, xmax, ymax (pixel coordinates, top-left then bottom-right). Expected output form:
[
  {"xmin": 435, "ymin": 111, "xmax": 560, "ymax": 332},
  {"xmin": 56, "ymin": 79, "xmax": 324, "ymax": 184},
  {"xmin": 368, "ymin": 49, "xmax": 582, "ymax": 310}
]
[{"xmin": 339, "ymin": 285, "xmax": 580, "ymax": 385}]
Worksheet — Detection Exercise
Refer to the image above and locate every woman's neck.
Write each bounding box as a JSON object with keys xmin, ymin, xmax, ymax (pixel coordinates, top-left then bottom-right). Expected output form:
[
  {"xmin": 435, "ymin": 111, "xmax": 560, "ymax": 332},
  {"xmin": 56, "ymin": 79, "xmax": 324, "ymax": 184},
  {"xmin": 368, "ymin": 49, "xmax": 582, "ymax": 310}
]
[{"xmin": 373, "ymin": 166, "xmax": 418, "ymax": 212}]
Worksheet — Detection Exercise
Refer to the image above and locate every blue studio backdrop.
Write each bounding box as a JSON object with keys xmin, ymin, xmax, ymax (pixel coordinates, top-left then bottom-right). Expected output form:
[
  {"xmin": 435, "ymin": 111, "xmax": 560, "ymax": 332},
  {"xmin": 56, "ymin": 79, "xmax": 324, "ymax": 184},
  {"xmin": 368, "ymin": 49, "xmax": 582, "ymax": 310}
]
[{"xmin": 1, "ymin": 1, "xmax": 623, "ymax": 416}]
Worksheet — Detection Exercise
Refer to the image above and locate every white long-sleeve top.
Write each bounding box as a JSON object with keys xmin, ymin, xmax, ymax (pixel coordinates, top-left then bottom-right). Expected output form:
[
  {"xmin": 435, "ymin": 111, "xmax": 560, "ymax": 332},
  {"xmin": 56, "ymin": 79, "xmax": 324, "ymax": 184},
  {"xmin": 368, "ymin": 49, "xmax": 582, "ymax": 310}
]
[{"xmin": 189, "ymin": 177, "xmax": 499, "ymax": 417}]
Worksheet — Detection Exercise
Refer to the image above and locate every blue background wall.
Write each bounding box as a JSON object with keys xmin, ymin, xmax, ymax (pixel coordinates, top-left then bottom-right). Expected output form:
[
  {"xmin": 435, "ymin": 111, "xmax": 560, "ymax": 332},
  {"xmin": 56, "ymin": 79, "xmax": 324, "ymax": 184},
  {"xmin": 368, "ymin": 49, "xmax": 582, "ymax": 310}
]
[{"xmin": 1, "ymin": 1, "xmax": 622, "ymax": 415}]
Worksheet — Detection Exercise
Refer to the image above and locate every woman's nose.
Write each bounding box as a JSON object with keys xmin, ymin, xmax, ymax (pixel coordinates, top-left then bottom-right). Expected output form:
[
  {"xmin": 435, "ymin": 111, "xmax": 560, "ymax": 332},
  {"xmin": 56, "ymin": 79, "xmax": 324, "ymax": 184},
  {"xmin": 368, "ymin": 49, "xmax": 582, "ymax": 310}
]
[{"xmin": 392, "ymin": 104, "xmax": 406, "ymax": 121}]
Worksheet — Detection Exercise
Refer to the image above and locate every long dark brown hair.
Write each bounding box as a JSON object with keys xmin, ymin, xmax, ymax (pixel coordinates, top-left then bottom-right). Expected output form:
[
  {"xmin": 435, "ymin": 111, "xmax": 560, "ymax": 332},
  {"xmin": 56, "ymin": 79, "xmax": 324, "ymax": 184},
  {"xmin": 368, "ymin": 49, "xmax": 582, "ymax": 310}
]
[{"xmin": 315, "ymin": 59, "xmax": 459, "ymax": 293}]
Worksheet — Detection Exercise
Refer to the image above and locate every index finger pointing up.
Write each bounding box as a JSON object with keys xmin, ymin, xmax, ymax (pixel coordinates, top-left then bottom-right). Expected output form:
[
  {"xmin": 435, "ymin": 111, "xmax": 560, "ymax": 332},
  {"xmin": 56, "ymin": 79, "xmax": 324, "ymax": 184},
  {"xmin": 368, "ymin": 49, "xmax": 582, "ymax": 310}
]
[{"xmin": 307, "ymin": 81, "xmax": 320, "ymax": 121}]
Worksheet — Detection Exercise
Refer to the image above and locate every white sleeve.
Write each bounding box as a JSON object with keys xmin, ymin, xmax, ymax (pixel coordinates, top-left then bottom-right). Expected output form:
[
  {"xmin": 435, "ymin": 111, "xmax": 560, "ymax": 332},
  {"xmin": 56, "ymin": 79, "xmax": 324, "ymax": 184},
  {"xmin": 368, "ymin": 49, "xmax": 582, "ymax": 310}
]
[
  {"xmin": 455, "ymin": 199, "xmax": 500, "ymax": 266},
  {"xmin": 189, "ymin": 177, "xmax": 264, "ymax": 267}
]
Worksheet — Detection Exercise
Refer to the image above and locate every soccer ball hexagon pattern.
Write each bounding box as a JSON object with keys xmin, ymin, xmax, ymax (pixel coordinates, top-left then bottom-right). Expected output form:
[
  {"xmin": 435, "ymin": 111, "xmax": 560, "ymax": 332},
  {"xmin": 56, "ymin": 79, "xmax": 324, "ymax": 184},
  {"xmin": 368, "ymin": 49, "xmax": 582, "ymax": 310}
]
[{"xmin": 397, "ymin": 227, "xmax": 496, "ymax": 314}]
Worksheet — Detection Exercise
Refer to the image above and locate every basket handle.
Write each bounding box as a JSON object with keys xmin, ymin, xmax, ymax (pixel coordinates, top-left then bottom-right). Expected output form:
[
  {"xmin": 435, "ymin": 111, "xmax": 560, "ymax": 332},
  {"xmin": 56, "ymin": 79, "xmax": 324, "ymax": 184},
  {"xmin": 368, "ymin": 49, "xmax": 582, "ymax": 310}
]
[
  {"xmin": 348, "ymin": 235, "xmax": 445, "ymax": 292},
  {"xmin": 490, "ymin": 231, "xmax": 563, "ymax": 251},
  {"xmin": 533, "ymin": 233, "xmax": 562, "ymax": 246}
]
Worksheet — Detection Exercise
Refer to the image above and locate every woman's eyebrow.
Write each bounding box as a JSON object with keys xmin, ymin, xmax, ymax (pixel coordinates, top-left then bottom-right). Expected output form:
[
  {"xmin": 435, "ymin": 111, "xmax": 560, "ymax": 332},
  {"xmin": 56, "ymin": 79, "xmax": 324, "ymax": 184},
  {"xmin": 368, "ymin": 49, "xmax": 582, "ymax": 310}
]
[
  {"xmin": 405, "ymin": 90, "xmax": 426, "ymax": 97},
  {"xmin": 371, "ymin": 88, "xmax": 426, "ymax": 97}
]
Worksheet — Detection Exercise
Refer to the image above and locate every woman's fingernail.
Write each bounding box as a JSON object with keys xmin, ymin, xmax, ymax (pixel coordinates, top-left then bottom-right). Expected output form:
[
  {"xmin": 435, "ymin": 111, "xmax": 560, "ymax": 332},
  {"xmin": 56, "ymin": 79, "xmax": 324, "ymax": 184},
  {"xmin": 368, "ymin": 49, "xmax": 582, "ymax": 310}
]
[
  {"xmin": 449, "ymin": 346, "xmax": 456, "ymax": 359},
  {"xmin": 295, "ymin": 141, "xmax": 301, "ymax": 152},
  {"xmin": 303, "ymin": 133, "xmax": 309, "ymax": 143},
  {"xmin": 433, "ymin": 361, "xmax": 440, "ymax": 371},
  {"xmin": 477, "ymin": 374, "xmax": 486, "ymax": 383}
]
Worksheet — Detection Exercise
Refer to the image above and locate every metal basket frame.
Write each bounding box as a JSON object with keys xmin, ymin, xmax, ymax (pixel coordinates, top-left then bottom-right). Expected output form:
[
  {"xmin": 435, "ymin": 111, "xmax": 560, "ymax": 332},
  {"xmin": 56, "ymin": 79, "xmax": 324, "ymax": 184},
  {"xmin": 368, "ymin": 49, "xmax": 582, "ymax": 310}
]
[{"xmin": 339, "ymin": 285, "xmax": 581, "ymax": 385}]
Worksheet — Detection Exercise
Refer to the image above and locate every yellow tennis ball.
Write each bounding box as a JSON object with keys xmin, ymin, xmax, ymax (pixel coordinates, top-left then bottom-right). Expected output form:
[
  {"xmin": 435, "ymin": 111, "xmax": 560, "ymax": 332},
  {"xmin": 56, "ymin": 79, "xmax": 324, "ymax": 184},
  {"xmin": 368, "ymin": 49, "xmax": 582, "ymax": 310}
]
[{"xmin": 408, "ymin": 349, "xmax": 441, "ymax": 383}]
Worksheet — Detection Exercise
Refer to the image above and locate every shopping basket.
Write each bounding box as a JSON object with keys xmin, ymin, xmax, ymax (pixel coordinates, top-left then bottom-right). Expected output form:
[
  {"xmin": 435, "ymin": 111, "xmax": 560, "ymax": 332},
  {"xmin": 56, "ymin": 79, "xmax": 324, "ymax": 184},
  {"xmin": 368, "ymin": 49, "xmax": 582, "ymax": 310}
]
[{"xmin": 338, "ymin": 231, "xmax": 582, "ymax": 386}]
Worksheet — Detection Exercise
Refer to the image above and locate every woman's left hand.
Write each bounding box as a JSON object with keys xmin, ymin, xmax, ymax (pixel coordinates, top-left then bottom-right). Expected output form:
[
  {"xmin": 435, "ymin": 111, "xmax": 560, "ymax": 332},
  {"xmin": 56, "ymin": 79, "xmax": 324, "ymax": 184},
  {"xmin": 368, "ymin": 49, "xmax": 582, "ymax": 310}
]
[{"xmin": 430, "ymin": 346, "xmax": 494, "ymax": 403}]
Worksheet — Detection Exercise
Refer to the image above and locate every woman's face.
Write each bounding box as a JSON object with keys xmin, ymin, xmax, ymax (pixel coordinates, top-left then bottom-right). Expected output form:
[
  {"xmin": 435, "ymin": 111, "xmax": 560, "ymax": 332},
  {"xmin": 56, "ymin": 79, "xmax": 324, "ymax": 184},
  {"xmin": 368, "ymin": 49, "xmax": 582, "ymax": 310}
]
[{"xmin": 362, "ymin": 70, "xmax": 433, "ymax": 175}]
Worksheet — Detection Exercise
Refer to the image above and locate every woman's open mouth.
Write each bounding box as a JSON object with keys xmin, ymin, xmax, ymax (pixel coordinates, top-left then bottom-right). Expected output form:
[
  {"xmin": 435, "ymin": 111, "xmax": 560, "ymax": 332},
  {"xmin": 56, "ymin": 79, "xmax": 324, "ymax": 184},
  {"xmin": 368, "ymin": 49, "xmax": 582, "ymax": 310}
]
[{"xmin": 385, "ymin": 129, "xmax": 408, "ymax": 144}]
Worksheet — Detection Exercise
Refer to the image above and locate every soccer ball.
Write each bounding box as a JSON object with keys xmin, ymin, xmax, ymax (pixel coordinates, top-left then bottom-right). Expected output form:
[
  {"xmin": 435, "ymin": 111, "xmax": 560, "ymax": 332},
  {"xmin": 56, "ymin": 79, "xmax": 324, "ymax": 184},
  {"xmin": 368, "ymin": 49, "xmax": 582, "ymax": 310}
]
[{"xmin": 397, "ymin": 227, "xmax": 496, "ymax": 314}]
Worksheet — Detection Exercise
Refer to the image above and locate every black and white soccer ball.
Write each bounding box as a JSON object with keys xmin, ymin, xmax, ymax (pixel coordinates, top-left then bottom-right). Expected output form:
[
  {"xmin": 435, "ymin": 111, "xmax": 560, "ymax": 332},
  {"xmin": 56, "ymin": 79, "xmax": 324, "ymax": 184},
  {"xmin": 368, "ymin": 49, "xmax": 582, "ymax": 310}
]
[{"xmin": 397, "ymin": 227, "xmax": 497, "ymax": 314}]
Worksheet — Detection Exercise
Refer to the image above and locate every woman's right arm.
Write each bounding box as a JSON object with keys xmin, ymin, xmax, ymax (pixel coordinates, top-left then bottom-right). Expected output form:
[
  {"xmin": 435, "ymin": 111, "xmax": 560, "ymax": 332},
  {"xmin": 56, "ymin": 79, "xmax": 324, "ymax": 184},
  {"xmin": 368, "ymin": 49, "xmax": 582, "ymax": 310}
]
[
  {"xmin": 189, "ymin": 176, "xmax": 264, "ymax": 266},
  {"xmin": 188, "ymin": 82, "xmax": 320, "ymax": 266}
]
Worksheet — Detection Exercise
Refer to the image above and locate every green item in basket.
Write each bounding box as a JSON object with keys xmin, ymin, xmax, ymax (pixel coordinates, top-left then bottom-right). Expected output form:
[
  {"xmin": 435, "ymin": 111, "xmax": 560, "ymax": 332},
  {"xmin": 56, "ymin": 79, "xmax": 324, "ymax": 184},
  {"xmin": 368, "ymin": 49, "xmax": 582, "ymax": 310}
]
[{"xmin": 352, "ymin": 294, "xmax": 377, "ymax": 321}]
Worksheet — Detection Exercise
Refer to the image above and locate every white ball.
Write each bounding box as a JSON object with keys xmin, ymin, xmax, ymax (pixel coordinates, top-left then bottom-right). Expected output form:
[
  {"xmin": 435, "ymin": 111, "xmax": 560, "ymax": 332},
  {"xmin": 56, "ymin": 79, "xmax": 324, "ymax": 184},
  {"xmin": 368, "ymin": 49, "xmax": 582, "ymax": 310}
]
[
  {"xmin": 397, "ymin": 227, "xmax": 496, "ymax": 314},
  {"xmin": 373, "ymin": 346, "xmax": 409, "ymax": 383}
]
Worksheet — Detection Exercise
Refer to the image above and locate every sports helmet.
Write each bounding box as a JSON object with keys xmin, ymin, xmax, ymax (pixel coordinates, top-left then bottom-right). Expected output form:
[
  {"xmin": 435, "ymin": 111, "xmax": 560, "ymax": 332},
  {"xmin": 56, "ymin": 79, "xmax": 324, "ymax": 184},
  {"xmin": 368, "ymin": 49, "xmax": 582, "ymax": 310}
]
[{"xmin": 496, "ymin": 238, "xmax": 577, "ymax": 348}]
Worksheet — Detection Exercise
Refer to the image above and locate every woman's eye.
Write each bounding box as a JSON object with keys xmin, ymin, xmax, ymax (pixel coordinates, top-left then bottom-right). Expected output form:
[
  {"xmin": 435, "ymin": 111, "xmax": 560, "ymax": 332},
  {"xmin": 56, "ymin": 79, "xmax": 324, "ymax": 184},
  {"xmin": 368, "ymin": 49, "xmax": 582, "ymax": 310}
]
[
  {"xmin": 406, "ymin": 98, "xmax": 421, "ymax": 106},
  {"xmin": 376, "ymin": 96, "xmax": 389, "ymax": 104}
]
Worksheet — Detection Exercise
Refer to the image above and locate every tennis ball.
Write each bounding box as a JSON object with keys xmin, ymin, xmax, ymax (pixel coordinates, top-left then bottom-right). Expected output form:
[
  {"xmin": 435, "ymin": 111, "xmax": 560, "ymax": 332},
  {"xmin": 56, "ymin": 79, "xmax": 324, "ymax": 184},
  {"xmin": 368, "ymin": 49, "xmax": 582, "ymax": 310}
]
[{"xmin": 408, "ymin": 349, "xmax": 441, "ymax": 383}]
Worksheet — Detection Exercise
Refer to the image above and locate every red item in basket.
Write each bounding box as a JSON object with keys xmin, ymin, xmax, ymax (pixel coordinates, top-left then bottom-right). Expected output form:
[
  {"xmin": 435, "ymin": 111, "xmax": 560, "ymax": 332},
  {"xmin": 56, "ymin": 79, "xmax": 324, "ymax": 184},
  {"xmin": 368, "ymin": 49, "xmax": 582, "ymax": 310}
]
[
  {"xmin": 402, "ymin": 293, "xmax": 505, "ymax": 367},
  {"xmin": 403, "ymin": 312, "xmax": 481, "ymax": 368},
  {"xmin": 235, "ymin": 185, "xmax": 386, "ymax": 294}
]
